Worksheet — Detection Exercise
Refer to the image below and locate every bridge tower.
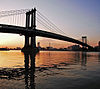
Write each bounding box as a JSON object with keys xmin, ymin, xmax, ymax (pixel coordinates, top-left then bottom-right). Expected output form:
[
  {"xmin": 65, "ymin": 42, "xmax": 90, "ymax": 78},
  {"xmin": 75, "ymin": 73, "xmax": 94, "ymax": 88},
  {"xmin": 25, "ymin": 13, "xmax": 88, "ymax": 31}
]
[
  {"xmin": 22, "ymin": 8, "xmax": 39, "ymax": 52},
  {"xmin": 82, "ymin": 36, "xmax": 87, "ymax": 49}
]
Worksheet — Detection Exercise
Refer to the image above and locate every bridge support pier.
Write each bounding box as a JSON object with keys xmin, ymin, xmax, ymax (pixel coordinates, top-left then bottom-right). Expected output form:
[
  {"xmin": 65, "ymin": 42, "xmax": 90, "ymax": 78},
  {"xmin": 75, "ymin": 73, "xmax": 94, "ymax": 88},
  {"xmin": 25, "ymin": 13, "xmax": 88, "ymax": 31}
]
[
  {"xmin": 25, "ymin": 36, "xmax": 29, "ymax": 47},
  {"xmin": 21, "ymin": 8, "xmax": 39, "ymax": 53},
  {"xmin": 31, "ymin": 36, "xmax": 36, "ymax": 48},
  {"xmin": 22, "ymin": 36, "xmax": 38, "ymax": 53}
]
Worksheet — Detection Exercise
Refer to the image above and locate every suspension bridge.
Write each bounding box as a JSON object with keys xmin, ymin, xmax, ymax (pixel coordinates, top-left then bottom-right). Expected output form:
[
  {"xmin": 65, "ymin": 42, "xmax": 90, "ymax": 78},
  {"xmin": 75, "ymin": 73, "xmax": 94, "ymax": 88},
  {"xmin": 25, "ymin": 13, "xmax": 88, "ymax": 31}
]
[{"xmin": 0, "ymin": 8, "xmax": 93, "ymax": 52}]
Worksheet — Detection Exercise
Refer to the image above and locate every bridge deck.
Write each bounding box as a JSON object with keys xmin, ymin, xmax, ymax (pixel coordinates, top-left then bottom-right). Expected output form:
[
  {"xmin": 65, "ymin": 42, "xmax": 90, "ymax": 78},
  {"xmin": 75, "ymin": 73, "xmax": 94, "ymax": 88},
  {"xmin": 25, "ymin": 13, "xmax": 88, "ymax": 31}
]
[{"xmin": 0, "ymin": 24, "xmax": 93, "ymax": 49}]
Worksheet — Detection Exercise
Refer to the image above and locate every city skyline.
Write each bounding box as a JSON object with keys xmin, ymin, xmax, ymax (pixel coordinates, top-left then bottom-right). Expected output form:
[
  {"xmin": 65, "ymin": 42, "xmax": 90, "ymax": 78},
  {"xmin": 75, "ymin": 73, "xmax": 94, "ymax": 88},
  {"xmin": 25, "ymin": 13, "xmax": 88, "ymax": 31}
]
[{"xmin": 0, "ymin": 0, "xmax": 100, "ymax": 48}]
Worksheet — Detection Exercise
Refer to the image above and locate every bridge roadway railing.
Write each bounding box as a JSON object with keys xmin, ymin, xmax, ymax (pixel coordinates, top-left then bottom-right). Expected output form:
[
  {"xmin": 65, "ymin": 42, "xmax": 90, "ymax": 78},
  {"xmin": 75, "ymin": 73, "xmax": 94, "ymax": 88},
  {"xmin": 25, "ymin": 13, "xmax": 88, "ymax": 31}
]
[{"xmin": 0, "ymin": 24, "xmax": 93, "ymax": 49}]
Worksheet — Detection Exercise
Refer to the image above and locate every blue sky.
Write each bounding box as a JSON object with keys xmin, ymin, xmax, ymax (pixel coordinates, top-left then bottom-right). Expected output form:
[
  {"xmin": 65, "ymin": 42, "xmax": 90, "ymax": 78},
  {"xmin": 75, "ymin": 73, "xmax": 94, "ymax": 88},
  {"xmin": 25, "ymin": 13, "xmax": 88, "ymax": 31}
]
[{"xmin": 0, "ymin": 0, "xmax": 100, "ymax": 48}]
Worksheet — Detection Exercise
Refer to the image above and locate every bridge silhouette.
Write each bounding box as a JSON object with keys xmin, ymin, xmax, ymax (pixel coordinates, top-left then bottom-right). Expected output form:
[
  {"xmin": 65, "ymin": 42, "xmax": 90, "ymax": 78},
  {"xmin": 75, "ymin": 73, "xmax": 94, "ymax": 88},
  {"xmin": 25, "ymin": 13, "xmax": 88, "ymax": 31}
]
[{"xmin": 0, "ymin": 8, "xmax": 93, "ymax": 52}]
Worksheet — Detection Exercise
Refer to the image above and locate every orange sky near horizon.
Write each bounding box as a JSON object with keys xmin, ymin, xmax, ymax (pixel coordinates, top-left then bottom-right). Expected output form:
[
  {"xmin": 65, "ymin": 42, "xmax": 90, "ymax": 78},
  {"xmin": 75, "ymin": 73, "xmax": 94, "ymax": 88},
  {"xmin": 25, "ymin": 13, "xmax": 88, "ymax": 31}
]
[{"xmin": 0, "ymin": 33, "xmax": 99, "ymax": 48}]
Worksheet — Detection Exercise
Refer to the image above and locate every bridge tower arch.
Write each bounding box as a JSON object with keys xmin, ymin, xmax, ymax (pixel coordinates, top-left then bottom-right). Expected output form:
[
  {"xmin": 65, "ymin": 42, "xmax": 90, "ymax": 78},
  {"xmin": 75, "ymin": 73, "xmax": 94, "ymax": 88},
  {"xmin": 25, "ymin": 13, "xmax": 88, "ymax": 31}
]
[
  {"xmin": 22, "ymin": 8, "xmax": 38, "ymax": 52},
  {"xmin": 30, "ymin": 8, "xmax": 36, "ymax": 48},
  {"xmin": 82, "ymin": 36, "xmax": 87, "ymax": 49}
]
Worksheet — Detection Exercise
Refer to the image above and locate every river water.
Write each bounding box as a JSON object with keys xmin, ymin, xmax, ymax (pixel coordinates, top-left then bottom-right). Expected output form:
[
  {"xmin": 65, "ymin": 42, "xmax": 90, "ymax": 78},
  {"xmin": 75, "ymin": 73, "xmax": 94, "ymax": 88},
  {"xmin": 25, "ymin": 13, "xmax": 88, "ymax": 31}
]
[{"xmin": 0, "ymin": 50, "xmax": 100, "ymax": 89}]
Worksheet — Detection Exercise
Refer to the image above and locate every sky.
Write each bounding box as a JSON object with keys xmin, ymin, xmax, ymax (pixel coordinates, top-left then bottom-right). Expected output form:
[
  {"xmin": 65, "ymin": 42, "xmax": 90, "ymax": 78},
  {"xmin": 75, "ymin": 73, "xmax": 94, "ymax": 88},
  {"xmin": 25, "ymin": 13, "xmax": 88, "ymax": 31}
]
[{"xmin": 0, "ymin": 0, "xmax": 100, "ymax": 48}]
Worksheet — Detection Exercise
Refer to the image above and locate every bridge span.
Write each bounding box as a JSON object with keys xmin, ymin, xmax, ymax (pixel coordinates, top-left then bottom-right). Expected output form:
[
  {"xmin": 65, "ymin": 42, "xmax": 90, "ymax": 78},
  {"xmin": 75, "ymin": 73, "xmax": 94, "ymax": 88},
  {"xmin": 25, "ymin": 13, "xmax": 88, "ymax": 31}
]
[{"xmin": 0, "ymin": 24, "xmax": 93, "ymax": 49}]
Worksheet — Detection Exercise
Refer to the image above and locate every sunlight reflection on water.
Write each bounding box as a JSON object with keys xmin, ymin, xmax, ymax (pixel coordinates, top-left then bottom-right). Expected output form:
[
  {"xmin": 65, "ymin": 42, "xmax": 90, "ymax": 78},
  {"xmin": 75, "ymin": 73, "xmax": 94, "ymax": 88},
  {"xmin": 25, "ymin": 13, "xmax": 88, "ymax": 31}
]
[{"xmin": 0, "ymin": 51, "xmax": 100, "ymax": 89}]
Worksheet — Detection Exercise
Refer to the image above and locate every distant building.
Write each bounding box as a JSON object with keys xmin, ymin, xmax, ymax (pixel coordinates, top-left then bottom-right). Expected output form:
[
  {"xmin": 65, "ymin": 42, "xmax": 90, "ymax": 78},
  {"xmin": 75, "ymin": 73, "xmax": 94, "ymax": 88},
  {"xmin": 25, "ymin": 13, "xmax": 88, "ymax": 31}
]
[
  {"xmin": 46, "ymin": 47, "xmax": 53, "ymax": 50},
  {"xmin": 16, "ymin": 47, "xmax": 21, "ymax": 50},
  {"xmin": 0, "ymin": 48, "xmax": 9, "ymax": 51},
  {"xmin": 94, "ymin": 41, "xmax": 100, "ymax": 51},
  {"xmin": 98, "ymin": 41, "xmax": 100, "ymax": 47},
  {"xmin": 67, "ymin": 45, "xmax": 81, "ymax": 51},
  {"xmin": 37, "ymin": 42, "xmax": 41, "ymax": 49},
  {"xmin": 37, "ymin": 42, "xmax": 40, "ymax": 47}
]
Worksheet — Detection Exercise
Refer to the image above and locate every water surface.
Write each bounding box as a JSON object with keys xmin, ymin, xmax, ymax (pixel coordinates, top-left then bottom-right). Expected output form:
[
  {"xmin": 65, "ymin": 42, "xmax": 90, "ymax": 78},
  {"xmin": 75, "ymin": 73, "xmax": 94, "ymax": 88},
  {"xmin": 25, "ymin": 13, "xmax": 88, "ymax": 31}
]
[{"xmin": 0, "ymin": 51, "xmax": 100, "ymax": 89}]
